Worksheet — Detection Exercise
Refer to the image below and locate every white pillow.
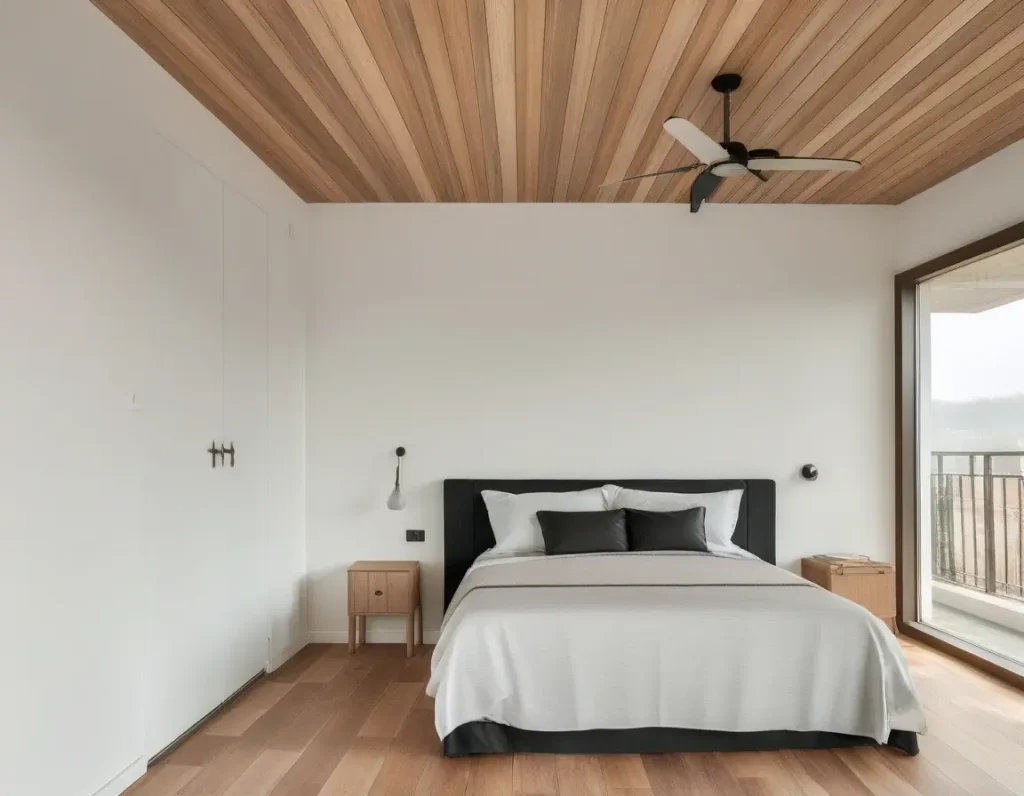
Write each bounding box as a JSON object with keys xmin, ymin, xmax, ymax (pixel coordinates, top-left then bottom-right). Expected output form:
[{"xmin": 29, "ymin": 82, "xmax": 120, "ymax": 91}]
[
  {"xmin": 482, "ymin": 488, "xmax": 607, "ymax": 555},
  {"xmin": 602, "ymin": 485, "xmax": 744, "ymax": 550}
]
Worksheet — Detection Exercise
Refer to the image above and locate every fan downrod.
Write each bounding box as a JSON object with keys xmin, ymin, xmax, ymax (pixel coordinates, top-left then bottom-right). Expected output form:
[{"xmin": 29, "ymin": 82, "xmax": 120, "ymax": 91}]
[{"xmin": 711, "ymin": 73, "xmax": 742, "ymax": 94}]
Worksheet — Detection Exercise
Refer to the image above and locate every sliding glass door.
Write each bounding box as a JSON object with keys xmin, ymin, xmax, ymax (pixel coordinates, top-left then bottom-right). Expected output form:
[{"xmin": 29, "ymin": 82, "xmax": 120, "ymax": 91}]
[{"xmin": 902, "ymin": 235, "xmax": 1024, "ymax": 671}]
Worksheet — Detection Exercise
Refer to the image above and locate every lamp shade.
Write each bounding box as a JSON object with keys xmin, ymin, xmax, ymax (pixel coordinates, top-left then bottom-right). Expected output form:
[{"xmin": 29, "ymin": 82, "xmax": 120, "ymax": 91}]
[{"xmin": 386, "ymin": 485, "xmax": 406, "ymax": 511}]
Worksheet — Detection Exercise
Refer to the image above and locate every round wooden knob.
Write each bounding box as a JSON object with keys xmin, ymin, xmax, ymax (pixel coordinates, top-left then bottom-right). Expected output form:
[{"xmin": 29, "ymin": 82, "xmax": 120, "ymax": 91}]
[{"xmin": 374, "ymin": 590, "xmax": 383, "ymax": 596}]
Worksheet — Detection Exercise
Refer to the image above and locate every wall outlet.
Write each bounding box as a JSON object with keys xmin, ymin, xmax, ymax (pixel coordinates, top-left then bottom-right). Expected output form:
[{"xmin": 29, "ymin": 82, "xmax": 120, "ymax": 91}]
[{"xmin": 406, "ymin": 529, "xmax": 425, "ymax": 542}]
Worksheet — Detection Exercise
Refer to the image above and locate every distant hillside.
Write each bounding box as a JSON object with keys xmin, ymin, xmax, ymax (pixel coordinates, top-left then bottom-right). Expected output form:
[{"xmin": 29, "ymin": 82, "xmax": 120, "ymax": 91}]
[{"xmin": 931, "ymin": 394, "xmax": 1024, "ymax": 451}]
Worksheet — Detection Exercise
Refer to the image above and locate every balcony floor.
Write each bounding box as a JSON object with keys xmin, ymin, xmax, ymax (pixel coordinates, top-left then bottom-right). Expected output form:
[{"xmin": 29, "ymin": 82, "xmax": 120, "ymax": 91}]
[{"xmin": 929, "ymin": 602, "xmax": 1024, "ymax": 664}]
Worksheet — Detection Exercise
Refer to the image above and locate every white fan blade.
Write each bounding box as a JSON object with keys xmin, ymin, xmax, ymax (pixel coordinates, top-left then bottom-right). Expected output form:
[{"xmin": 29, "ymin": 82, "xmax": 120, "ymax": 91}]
[
  {"xmin": 710, "ymin": 162, "xmax": 747, "ymax": 177},
  {"xmin": 663, "ymin": 117, "xmax": 729, "ymax": 165},
  {"xmin": 745, "ymin": 157, "xmax": 860, "ymax": 172}
]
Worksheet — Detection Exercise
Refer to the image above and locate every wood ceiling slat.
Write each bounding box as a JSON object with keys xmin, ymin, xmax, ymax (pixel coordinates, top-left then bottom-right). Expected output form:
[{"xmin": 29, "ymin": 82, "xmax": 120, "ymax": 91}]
[
  {"xmin": 354, "ymin": 0, "xmax": 463, "ymax": 201},
  {"xmin": 596, "ymin": 0, "xmax": 705, "ymax": 201},
  {"xmin": 486, "ymin": 0, "xmax": 518, "ymax": 202},
  {"xmin": 753, "ymin": 0, "xmax": 977, "ymax": 204},
  {"xmin": 169, "ymin": 0, "xmax": 375, "ymax": 201},
  {"xmin": 638, "ymin": 0, "xmax": 773, "ymax": 205},
  {"xmin": 872, "ymin": 93, "xmax": 1024, "ymax": 203},
  {"xmin": 720, "ymin": 0, "xmax": 904, "ymax": 205},
  {"xmin": 92, "ymin": 0, "xmax": 1024, "ymax": 206},
  {"xmin": 565, "ymin": 0, "xmax": 643, "ymax": 202},
  {"xmin": 312, "ymin": 0, "xmax": 437, "ymax": 200},
  {"xmin": 231, "ymin": 0, "xmax": 397, "ymax": 202},
  {"xmin": 552, "ymin": 0, "xmax": 607, "ymax": 202},
  {"xmin": 621, "ymin": 0, "xmax": 783, "ymax": 204},
  {"xmin": 880, "ymin": 101, "xmax": 1024, "ymax": 204},
  {"xmin": 131, "ymin": 0, "xmax": 346, "ymax": 200},
  {"xmin": 285, "ymin": 0, "xmax": 419, "ymax": 201},
  {"xmin": 821, "ymin": 39, "xmax": 1024, "ymax": 202},
  {"xmin": 409, "ymin": 0, "xmax": 479, "ymax": 201},
  {"xmin": 463, "ymin": 0, "xmax": 504, "ymax": 201},
  {"xmin": 436, "ymin": 0, "xmax": 491, "ymax": 202},
  {"xmin": 579, "ymin": 0, "xmax": 677, "ymax": 201},
  {"xmin": 536, "ymin": 0, "xmax": 581, "ymax": 203},
  {"xmin": 93, "ymin": 0, "xmax": 320, "ymax": 201},
  {"xmin": 805, "ymin": 11, "xmax": 1024, "ymax": 203},
  {"xmin": 515, "ymin": 0, "xmax": 545, "ymax": 201},
  {"xmin": 783, "ymin": 0, "xmax": 1024, "ymax": 203},
  {"xmin": 847, "ymin": 64, "xmax": 1024, "ymax": 203}
]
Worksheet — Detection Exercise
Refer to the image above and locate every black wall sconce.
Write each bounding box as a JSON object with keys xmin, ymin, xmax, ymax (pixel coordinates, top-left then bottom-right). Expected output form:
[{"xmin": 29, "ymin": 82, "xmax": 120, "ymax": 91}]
[{"xmin": 801, "ymin": 464, "xmax": 819, "ymax": 481}]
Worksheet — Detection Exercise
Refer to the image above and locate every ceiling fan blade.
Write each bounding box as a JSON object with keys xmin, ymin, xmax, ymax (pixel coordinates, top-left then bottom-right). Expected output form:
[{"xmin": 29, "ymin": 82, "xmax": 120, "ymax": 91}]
[
  {"xmin": 690, "ymin": 169, "xmax": 723, "ymax": 214},
  {"xmin": 663, "ymin": 117, "xmax": 730, "ymax": 165},
  {"xmin": 745, "ymin": 157, "xmax": 860, "ymax": 172},
  {"xmin": 599, "ymin": 163, "xmax": 702, "ymax": 189}
]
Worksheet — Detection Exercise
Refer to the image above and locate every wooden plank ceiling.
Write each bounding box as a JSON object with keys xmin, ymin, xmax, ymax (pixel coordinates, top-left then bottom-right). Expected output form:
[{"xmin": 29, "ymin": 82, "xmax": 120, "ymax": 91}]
[{"xmin": 92, "ymin": 0, "xmax": 1024, "ymax": 205}]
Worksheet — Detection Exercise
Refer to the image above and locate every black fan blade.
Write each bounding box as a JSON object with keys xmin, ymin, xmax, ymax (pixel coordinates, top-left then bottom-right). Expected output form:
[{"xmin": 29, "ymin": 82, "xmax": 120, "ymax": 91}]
[
  {"xmin": 690, "ymin": 169, "xmax": 723, "ymax": 213},
  {"xmin": 600, "ymin": 163, "xmax": 701, "ymax": 189},
  {"xmin": 748, "ymin": 168, "xmax": 768, "ymax": 183}
]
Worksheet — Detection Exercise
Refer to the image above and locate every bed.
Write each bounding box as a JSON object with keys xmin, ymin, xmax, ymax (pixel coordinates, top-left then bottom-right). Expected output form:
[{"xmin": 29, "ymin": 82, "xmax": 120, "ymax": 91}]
[{"xmin": 429, "ymin": 478, "xmax": 925, "ymax": 757}]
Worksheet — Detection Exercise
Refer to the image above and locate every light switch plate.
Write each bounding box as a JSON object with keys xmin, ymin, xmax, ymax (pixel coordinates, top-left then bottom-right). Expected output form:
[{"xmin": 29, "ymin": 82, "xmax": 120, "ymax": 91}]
[{"xmin": 406, "ymin": 529, "xmax": 425, "ymax": 542}]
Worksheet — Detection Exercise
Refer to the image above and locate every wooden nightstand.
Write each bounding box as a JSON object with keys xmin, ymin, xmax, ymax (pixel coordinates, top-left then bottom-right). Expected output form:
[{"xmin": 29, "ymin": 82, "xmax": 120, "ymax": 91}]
[
  {"xmin": 348, "ymin": 561, "xmax": 422, "ymax": 657},
  {"xmin": 801, "ymin": 556, "xmax": 897, "ymax": 632}
]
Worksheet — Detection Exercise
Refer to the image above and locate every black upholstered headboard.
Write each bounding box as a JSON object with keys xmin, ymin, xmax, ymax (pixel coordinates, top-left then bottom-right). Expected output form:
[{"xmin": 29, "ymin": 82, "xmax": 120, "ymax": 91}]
[{"xmin": 443, "ymin": 479, "xmax": 776, "ymax": 610}]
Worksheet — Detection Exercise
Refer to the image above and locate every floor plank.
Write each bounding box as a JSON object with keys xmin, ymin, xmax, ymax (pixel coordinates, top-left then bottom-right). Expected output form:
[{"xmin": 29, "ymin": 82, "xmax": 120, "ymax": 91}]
[
  {"xmin": 122, "ymin": 763, "xmax": 199, "ymax": 796},
  {"xmin": 124, "ymin": 639, "xmax": 1024, "ymax": 796},
  {"xmin": 204, "ymin": 681, "xmax": 295, "ymax": 737},
  {"xmin": 513, "ymin": 753, "xmax": 558, "ymax": 795},
  {"xmin": 599, "ymin": 755, "xmax": 650, "ymax": 790},
  {"xmin": 555, "ymin": 755, "xmax": 606, "ymax": 796},
  {"xmin": 359, "ymin": 682, "xmax": 423, "ymax": 739},
  {"xmin": 317, "ymin": 738, "xmax": 391, "ymax": 796},
  {"xmin": 222, "ymin": 750, "xmax": 300, "ymax": 796}
]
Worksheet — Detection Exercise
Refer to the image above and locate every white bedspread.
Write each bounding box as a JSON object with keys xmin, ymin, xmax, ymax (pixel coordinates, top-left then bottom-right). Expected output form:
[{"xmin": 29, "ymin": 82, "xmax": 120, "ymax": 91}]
[{"xmin": 427, "ymin": 552, "xmax": 926, "ymax": 743}]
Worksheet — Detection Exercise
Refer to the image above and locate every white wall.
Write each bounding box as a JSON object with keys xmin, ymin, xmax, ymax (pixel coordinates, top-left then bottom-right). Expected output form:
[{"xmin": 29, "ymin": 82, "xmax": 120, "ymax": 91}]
[
  {"xmin": 0, "ymin": 2, "xmax": 307, "ymax": 795},
  {"xmin": 306, "ymin": 203, "xmax": 897, "ymax": 640},
  {"xmin": 896, "ymin": 140, "xmax": 1024, "ymax": 268}
]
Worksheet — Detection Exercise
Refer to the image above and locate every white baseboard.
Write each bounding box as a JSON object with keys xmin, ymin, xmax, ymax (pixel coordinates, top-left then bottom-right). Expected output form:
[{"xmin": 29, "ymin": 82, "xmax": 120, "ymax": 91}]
[
  {"xmin": 309, "ymin": 629, "xmax": 440, "ymax": 645},
  {"xmin": 93, "ymin": 755, "xmax": 146, "ymax": 796}
]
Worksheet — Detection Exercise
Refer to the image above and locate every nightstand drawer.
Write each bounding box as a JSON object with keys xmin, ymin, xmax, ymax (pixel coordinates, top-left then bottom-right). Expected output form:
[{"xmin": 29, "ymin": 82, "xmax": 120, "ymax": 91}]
[{"xmin": 349, "ymin": 568, "xmax": 414, "ymax": 614}]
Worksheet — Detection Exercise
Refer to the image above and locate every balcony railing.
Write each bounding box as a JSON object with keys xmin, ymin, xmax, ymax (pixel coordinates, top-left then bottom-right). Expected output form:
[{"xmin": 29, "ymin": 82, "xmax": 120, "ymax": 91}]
[{"xmin": 931, "ymin": 451, "xmax": 1024, "ymax": 600}]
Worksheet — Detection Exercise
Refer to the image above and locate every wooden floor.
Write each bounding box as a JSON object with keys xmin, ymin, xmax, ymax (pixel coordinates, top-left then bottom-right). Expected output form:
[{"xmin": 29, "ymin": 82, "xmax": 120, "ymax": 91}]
[{"xmin": 125, "ymin": 638, "xmax": 1024, "ymax": 796}]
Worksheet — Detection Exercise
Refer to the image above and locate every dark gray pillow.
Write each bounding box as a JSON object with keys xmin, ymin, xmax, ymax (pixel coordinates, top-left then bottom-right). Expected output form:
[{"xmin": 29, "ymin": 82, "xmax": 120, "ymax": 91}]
[
  {"xmin": 536, "ymin": 509, "xmax": 628, "ymax": 555},
  {"xmin": 626, "ymin": 507, "xmax": 707, "ymax": 552}
]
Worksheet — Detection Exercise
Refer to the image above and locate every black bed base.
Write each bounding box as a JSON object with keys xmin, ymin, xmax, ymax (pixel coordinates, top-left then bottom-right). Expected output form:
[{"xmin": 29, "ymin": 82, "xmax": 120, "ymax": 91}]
[{"xmin": 443, "ymin": 722, "xmax": 919, "ymax": 757}]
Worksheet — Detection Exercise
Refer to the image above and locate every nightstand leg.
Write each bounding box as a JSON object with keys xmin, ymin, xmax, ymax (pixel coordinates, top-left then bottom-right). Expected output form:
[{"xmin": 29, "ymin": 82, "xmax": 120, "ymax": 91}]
[
  {"xmin": 415, "ymin": 604, "xmax": 422, "ymax": 647},
  {"xmin": 348, "ymin": 614, "xmax": 356, "ymax": 653},
  {"xmin": 358, "ymin": 615, "xmax": 366, "ymax": 647},
  {"xmin": 406, "ymin": 613, "xmax": 414, "ymax": 658}
]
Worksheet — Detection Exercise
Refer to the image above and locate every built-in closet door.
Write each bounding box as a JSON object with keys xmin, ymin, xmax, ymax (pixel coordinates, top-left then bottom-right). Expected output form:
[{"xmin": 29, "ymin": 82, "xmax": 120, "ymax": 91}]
[
  {"xmin": 140, "ymin": 140, "xmax": 227, "ymax": 756},
  {"xmin": 220, "ymin": 188, "xmax": 269, "ymax": 692},
  {"xmin": 140, "ymin": 141, "xmax": 270, "ymax": 758}
]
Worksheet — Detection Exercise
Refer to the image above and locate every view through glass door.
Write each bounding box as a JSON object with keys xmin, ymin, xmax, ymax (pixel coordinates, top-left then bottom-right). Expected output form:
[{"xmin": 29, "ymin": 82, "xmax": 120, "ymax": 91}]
[{"xmin": 917, "ymin": 243, "xmax": 1024, "ymax": 665}]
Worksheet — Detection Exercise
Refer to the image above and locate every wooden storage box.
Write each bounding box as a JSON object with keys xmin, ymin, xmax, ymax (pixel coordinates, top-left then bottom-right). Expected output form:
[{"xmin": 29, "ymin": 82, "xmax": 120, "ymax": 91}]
[{"xmin": 801, "ymin": 556, "xmax": 896, "ymax": 631}]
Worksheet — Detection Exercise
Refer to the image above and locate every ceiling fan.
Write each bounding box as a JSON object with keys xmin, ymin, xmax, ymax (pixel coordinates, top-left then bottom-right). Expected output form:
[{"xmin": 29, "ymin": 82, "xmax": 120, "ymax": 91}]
[{"xmin": 603, "ymin": 73, "xmax": 861, "ymax": 213}]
